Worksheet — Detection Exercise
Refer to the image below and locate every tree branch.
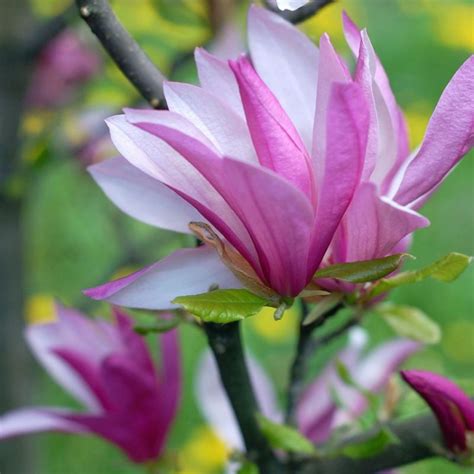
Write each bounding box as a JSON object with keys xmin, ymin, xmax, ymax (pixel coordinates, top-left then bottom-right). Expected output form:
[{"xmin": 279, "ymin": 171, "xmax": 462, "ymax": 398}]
[
  {"xmin": 204, "ymin": 322, "xmax": 284, "ymax": 473},
  {"xmin": 285, "ymin": 302, "xmax": 343, "ymax": 424},
  {"xmin": 75, "ymin": 0, "xmax": 166, "ymax": 108},
  {"xmin": 265, "ymin": 0, "xmax": 335, "ymax": 24},
  {"xmin": 293, "ymin": 412, "xmax": 444, "ymax": 474}
]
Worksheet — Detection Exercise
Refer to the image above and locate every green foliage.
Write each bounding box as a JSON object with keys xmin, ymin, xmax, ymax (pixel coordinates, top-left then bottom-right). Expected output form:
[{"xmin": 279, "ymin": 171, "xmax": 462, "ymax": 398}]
[
  {"xmin": 377, "ymin": 304, "xmax": 441, "ymax": 344},
  {"xmin": 173, "ymin": 289, "xmax": 269, "ymax": 324},
  {"xmin": 134, "ymin": 316, "xmax": 181, "ymax": 335},
  {"xmin": 236, "ymin": 461, "xmax": 259, "ymax": 474},
  {"xmin": 313, "ymin": 254, "xmax": 409, "ymax": 283},
  {"xmin": 256, "ymin": 414, "xmax": 317, "ymax": 455},
  {"xmin": 370, "ymin": 252, "xmax": 472, "ymax": 298},
  {"xmin": 341, "ymin": 427, "xmax": 400, "ymax": 460}
]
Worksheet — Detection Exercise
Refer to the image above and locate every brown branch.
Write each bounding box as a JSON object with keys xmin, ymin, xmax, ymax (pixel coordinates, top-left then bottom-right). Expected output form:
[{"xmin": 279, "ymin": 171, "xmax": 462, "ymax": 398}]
[{"xmin": 75, "ymin": 0, "xmax": 166, "ymax": 108}]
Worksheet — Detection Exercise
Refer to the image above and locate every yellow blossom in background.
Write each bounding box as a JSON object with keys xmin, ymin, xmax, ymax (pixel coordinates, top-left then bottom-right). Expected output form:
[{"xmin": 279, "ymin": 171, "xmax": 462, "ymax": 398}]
[
  {"xmin": 398, "ymin": 0, "xmax": 474, "ymax": 51},
  {"xmin": 442, "ymin": 321, "xmax": 474, "ymax": 364},
  {"xmin": 178, "ymin": 425, "xmax": 229, "ymax": 474},
  {"xmin": 248, "ymin": 305, "xmax": 298, "ymax": 343},
  {"xmin": 25, "ymin": 293, "xmax": 57, "ymax": 325}
]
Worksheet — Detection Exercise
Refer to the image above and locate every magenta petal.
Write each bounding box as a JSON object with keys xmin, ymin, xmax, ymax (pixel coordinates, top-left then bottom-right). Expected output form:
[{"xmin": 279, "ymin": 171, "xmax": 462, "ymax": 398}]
[
  {"xmin": 332, "ymin": 182, "xmax": 430, "ymax": 263},
  {"xmin": 229, "ymin": 56, "xmax": 315, "ymax": 201},
  {"xmin": 84, "ymin": 246, "xmax": 242, "ymax": 309},
  {"xmin": 0, "ymin": 408, "xmax": 86, "ymax": 440},
  {"xmin": 89, "ymin": 156, "xmax": 204, "ymax": 234},
  {"xmin": 220, "ymin": 157, "xmax": 314, "ymax": 296},
  {"xmin": 401, "ymin": 370, "xmax": 474, "ymax": 452},
  {"xmin": 248, "ymin": 6, "xmax": 319, "ymax": 150},
  {"xmin": 309, "ymin": 82, "xmax": 369, "ymax": 276},
  {"xmin": 394, "ymin": 56, "xmax": 474, "ymax": 206}
]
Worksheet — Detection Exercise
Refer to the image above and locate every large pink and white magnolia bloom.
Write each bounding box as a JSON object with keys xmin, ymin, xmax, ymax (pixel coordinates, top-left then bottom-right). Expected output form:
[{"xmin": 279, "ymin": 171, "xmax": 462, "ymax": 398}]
[
  {"xmin": 0, "ymin": 305, "xmax": 181, "ymax": 464},
  {"xmin": 196, "ymin": 329, "xmax": 420, "ymax": 456},
  {"xmin": 85, "ymin": 7, "xmax": 472, "ymax": 309},
  {"xmin": 85, "ymin": 6, "xmax": 370, "ymax": 306}
]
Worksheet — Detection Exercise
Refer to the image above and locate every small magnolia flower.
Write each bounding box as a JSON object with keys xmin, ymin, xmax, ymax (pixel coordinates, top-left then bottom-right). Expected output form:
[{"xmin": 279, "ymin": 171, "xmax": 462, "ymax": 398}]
[
  {"xmin": 86, "ymin": 6, "xmax": 370, "ymax": 306},
  {"xmin": 401, "ymin": 370, "xmax": 474, "ymax": 454},
  {"xmin": 27, "ymin": 30, "xmax": 101, "ymax": 108},
  {"xmin": 196, "ymin": 329, "xmax": 420, "ymax": 455},
  {"xmin": 296, "ymin": 329, "xmax": 421, "ymax": 442},
  {"xmin": 322, "ymin": 14, "xmax": 473, "ymax": 281},
  {"xmin": 0, "ymin": 305, "xmax": 181, "ymax": 464}
]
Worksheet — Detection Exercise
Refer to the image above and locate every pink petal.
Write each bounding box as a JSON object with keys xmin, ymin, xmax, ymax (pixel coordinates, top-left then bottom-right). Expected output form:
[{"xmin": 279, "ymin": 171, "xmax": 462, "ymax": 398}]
[
  {"xmin": 229, "ymin": 56, "xmax": 315, "ymax": 201},
  {"xmin": 89, "ymin": 156, "xmax": 204, "ymax": 234},
  {"xmin": 401, "ymin": 370, "xmax": 474, "ymax": 451},
  {"xmin": 26, "ymin": 304, "xmax": 123, "ymax": 411},
  {"xmin": 248, "ymin": 5, "xmax": 319, "ymax": 150},
  {"xmin": 125, "ymin": 111, "xmax": 261, "ymax": 270},
  {"xmin": 332, "ymin": 339, "xmax": 421, "ymax": 428},
  {"xmin": 297, "ymin": 328, "xmax": 368, "ymax": 443},
  {"xmin": 164, "ymin": 81, "xmax": 257, "ymax": 163},
  {"xmin": 332, "ymin": 182, "xmax": 429, "ymax": 263},
  {"xmin": 0, "ymin": 408, "xmax": 86, "ymax": 440},
  {"xmin": 195, "ymin": 350, "xmax": 281, "ymax": 450},
  {"xmin": 194, "ymin": 48, "xmax": 244, "ymax": 117},
  {"xmin": 312, "ymin": 33, "xmax": 351, "ymax": 178},
  {"xmin": 394, "ymin": 56, "xmax": 474, "ymax": 206},
  {"xmin": 342, "ymin": 11, "xmax": 410, "ymax": 186},
  {"xmin": 84, "ymin": 246, "xmax": 242, "ymax": 309},
  {"xmin": 309, "ymin": 82, "xmax": 369, "ymax": 277},
  {"xmin": 219, "ymin": 157, "xmax": 314, "ymax": 296}
]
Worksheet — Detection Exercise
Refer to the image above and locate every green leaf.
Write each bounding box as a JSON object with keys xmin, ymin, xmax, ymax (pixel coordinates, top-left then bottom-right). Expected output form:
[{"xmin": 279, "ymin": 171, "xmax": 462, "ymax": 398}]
[
  {"xmin": 256, "ymin": 414, "xmax": 317, "ymax": 455},
  {"xmin": 237, "ymin": 462, "xmax": 259, "ymax": 474},
  {"xmin": 377, "ymin": 304, "xmax": 441, "ymax": 344},
  {"xmin": 313, "ymin": 254, "xmax": 409, "ymax": 283},
  {"xmin": 134, "ymin": 317, "xmax": 181, "ymax": 335},
  {"xmin": 370, "ymin": 252, "xmax": 472, "ymax": 297},
  {"xmin": 341, "ymin": 427, "xmax": 400, "ymax": 459},
  {"xmin": 172, "ymin": 289, "xmax": 269, "ymax": 324}
]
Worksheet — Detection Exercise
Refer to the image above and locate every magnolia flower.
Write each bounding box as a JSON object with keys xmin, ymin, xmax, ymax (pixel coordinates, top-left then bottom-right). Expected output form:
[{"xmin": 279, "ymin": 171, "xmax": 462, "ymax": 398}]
[
  {"xmin": 196, "ymin": 329, "xmax": 420, "ymax": 460},
  {"xmin": 323, "ymin": 14, "xmax": 473, "ymax": 279},
  {"xmin": 27, "ymin": 30, "xmax": 101, "ymax": 108},
  {"xmin": 0, "ymin": 305, "xmax": 181, "ymax": 464},
  {"xmin": 85, "ymin": 6, "xmax": 370, "ymax": 306},
  {"xmin": 401, "ymin": 370, "xmax": 474, "ymax": 454}
]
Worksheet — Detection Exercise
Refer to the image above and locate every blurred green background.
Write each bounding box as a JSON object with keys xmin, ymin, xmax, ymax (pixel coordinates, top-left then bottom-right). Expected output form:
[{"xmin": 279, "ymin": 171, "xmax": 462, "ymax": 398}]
[{"xmin": 4, "ymin": 0, "xmax": 474, "ymax": 473}]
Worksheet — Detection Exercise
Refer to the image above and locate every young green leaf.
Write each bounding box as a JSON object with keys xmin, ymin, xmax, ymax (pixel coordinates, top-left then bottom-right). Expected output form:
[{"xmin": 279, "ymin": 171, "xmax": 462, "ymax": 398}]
[
  {"xmin": 236, "ymin": 461, "xmax": 259, "ymax": 474},
  {"xmin": 370, "ymin": 252, "xmax": 472, "ymax": 298},
  {"xmin": 341, "ymin": 427, "xmax": 400, "ymax": 459},
  {"xmin": 256, "ymin": 414, "xmax": 317, "ymax": 455},
  {"xmin": 377, "ymin": 304, "xmax": 441, "ymax": 344},
  {"xmin": 313, "ymin": 254, "xmax": 409, "ymax": 283},
  {"xmin": 172, "ymin": 289, "xmax": 269, "ymax": 324}
]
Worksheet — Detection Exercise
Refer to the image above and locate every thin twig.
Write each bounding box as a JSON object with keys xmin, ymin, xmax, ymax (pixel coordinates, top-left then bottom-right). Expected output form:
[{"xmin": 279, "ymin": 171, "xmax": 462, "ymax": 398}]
[
  {"xmin": 265, "ymin": 0, "xmax": 335, "ymax": 24},
  {"xmin": 75, "ymin": 0, "xmax": 166, "ymax": 108}
]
